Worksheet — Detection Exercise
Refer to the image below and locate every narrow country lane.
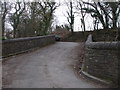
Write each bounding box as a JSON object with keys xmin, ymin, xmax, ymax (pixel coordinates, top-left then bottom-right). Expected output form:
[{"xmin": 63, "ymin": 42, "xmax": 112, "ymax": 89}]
[{"xmin": 3, "ymin": 42, "xmax": 106, "ymax": 88}]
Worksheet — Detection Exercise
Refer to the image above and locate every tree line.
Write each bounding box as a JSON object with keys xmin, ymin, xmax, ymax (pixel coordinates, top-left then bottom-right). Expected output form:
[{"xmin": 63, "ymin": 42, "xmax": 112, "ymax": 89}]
[
  {"xmin": 1, "ymin": 1, "xmax": 59, "ymax": 39},
  {"xmin": 1, "ymin": 0, "xmax": 120, "ymax": 40},
  {"xmin": 66, "ymin": 0, "xmax": 120, "ymax": 32}
]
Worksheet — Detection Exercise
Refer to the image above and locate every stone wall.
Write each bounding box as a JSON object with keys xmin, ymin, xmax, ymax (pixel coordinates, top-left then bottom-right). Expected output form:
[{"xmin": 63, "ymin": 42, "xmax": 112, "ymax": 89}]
[
  {"xmin": 2, "ymin": 35, "xmax": 55, "ymax": 57},
  {"xmin": 82, "ymin": 34, "xmax": 119, "ymax": 85}
]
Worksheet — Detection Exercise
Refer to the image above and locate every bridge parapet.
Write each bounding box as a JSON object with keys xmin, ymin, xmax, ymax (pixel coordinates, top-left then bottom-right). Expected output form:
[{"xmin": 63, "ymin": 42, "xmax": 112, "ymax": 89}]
[
  {"xmin": 2, "ymin": 35, "xmax": 55, "ymax": 58},
  {"xmin": 82, "ymin": 34, "xmax": 119, "ymax": 86}
]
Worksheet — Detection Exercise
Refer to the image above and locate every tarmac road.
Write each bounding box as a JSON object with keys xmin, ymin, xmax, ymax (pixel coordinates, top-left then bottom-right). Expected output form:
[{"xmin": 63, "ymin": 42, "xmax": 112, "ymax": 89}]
[{"xmin": 3, "ymin": 42, "xmax": 107, "ymax": 88}]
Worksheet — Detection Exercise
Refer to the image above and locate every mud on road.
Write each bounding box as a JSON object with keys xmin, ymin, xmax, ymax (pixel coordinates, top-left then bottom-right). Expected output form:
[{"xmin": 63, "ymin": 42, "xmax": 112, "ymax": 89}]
[{"xmin": 3, "ymin": 42, "xmax": 107, "ymax": 88}]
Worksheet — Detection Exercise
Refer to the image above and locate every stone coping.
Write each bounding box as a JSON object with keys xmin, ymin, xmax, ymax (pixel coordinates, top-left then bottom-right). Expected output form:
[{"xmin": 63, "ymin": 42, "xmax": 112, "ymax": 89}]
[
  {"xmin": 85, "ymin": 34, "xmax": 120, "ymax": 50},
  {"xmin": 2, "ymin": 35, "xmax": 55, "ymax": 43}
]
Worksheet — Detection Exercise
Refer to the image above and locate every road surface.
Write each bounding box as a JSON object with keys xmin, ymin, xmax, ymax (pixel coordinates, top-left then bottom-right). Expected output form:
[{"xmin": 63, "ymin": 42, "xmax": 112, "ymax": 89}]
[{"xmin": 3, "ymin": 42, "xmax": 106, "ymax": 88}]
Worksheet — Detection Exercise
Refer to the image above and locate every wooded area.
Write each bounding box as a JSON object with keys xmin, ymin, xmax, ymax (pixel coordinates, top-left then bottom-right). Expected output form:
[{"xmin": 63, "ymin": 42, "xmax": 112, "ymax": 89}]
[
  {"xmin": 1, "ymin": 1, "xmax": 59, "ymax": 39},
  {"xmin": 0, "ymin": 0, "xmax": 120, "ymax": 41}
]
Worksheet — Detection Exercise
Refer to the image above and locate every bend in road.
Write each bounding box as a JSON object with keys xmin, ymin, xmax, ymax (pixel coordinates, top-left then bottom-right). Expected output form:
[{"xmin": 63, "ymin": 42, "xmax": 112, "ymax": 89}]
[{"xmin": 3, "ymin": 42, "xmax": 106, "ymax": 88}]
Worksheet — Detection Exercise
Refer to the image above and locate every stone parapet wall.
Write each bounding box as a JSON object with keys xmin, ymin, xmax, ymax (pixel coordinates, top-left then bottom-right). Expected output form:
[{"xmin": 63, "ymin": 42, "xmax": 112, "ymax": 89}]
[
  {"xmin": 2, "ymin": 35, "xmax": 55, "ymax": 57},
  {"xmin": 83, "ymin": 34, "xmax": 119, "ymax": 85}
]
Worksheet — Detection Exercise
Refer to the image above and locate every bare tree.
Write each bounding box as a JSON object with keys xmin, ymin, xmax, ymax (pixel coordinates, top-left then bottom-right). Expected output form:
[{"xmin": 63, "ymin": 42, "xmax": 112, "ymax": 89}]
[
  {"xmin": 76, "ymin": 0, "xmax": 87, "ymax": 32},
  {"xmin": 9, "ymin": 2, "xmax": 25, "ymax": 38},
  {"xmin": 0, "ymin": 1, "xmax": 9, "ymax": 39},
  {"xmin": 82, "ymin": 1, "xmax": 120, "ymax": 29},
  {"xmin": 108, "ymin": 2, "xmax": 120, "ymax": 28},
  {"xmin": 66, "ymin": 1, "xmax": 75, "ymax": 33},
  {"xmin": 38, "ymin": 1, "xmax": 59, "ymax": 35}
]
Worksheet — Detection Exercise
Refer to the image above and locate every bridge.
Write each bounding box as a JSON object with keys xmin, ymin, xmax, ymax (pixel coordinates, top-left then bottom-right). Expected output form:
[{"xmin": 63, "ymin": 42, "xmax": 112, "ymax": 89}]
[
  {"xmin": 2, "ymin": 34, "xmax": 118, "ymax": 88},
  {"xmin": 2, "ymin": 41, "xmax": 107, "ymax": 88}
]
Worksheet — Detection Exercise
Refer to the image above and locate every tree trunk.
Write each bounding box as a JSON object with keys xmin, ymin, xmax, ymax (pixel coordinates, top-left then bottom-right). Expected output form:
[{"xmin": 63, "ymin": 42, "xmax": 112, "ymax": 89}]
[
  {"xmin": 112, "ymin": 14, "xmax": 117, "ymax": 28},
  {"xmin": 2, "ymin": 19, "xmax": 5, "ymax": 39},
  {"xmin": 70, "ymin": 2, "xmax": 74, "ymax": 33}
]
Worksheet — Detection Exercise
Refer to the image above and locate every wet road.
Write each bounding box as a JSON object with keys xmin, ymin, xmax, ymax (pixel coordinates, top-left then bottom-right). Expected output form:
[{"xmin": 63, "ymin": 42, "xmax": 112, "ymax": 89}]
[{"xmin": 3, "ymin": 42, "xmax": 105, "ymax": 88}]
